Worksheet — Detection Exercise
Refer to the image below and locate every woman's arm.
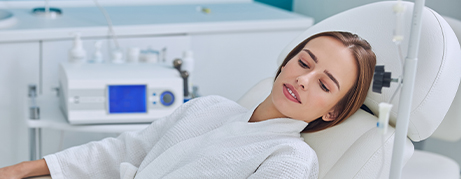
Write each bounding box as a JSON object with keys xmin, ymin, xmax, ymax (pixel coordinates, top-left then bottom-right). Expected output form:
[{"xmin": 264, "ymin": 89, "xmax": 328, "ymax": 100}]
[
  {"xmin": 0, "ymin": 159, "xmax": 50, "ymax": 179},
  {"xmin": 43, "ymin": 115, "xmax": 182, "ymax": 178},
  {"xmin": 1, "ymin": 96, "xmax": 220, "ymax": 179},
  {"xmin": 43, "ymin": 96, "xmax": 212, "ymax": 179}
]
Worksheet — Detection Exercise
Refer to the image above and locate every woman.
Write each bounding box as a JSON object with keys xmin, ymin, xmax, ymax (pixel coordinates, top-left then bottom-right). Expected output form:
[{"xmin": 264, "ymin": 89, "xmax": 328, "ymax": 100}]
[{"xmin": 0, "ymin": 31, "xmax": 376, "ymax": 179}]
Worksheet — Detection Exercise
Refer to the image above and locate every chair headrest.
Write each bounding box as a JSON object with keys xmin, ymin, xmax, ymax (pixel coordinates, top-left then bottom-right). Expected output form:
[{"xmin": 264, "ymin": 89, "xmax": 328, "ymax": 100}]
[
  {"xmin": 277, "ymin": 1, "xmax": 461, "ymax": 141},
  {"xmin": 431, "ymin": 16, "xmax": 461, "ymax": 142}
]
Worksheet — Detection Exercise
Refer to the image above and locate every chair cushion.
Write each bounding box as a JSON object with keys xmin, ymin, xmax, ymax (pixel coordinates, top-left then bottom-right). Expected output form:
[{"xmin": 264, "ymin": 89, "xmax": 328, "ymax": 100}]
[
  {"xmin": 237, "ymin": 77, "xmax": 273, "ymax": 110},
  {"xmin": 277, "ymin": 1, "xmax": 461, "ymax": 142},
  {"xmin": 302, "ymin": 110, "xmax": 413, "ymax": 179},
  {"xmin": 401, "ymin": 150, "xmax": 460, "ymax": 179}
]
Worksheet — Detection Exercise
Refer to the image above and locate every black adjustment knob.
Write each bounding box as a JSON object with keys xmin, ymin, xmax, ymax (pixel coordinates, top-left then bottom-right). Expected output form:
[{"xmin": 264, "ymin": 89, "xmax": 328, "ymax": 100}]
[
  {"xmin": 173, "ymin": 58, "xmax": 182, "ymax": 72},
  {"xmin": 372, "ymin": 65, "xmax": 392, "ymax": 93}
]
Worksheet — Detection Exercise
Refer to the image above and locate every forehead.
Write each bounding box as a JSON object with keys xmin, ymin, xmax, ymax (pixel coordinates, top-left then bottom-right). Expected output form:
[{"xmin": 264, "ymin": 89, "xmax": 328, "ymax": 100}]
[
  {"xmin": 305, "ymin": 36, "xmax": 346, "ymax": 50},
  {"xmin": 302, "ymin": 36, "xmax": 358, "ymax": 92}
]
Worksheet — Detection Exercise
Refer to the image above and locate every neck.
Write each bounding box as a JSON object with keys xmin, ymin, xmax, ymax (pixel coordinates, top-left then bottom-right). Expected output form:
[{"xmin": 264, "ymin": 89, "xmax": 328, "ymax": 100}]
[{"xmin": 249, "ymin": 95, "xmax": 287, "ymax": 122}]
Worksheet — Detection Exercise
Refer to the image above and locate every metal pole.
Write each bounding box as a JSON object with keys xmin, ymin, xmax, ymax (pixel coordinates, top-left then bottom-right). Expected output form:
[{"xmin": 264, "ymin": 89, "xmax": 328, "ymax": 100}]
[
  {"xmin": 28, "ymin": 84, "xmax": 42, "ymax": 161},
  {"xmin": 389, "ymin": 0, "xmax": 425, "ymax": 178},
  {"xmin": 29, "ymin": 128, "xmax": 42, "ymax": 161}
]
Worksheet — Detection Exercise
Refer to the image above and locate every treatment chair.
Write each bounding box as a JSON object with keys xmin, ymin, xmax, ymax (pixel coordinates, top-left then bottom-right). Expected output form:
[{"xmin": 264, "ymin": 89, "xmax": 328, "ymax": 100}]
[{"xmin": 238, "ymin": 1, "xmax": 461, "ymax": 179}]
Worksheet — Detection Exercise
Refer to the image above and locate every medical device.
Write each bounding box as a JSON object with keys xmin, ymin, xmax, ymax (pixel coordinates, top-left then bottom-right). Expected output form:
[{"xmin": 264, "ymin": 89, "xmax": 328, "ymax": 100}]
[{"xmin": 59, "ymin": 62, "xmax": 183, "ymax": 124}]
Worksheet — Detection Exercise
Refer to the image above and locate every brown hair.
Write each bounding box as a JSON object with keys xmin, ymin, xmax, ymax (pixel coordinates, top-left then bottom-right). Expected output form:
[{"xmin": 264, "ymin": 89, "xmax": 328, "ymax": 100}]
[{"xmin": 275, "ymin": 31, "xmax": 376, "ymax": 133}]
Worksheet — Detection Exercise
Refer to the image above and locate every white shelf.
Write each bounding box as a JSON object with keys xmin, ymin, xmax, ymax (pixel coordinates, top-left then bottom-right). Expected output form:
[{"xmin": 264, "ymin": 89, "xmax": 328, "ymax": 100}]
[{"xmin": 26, "ymin": 94, "xmax": 150, "ymax": 133}]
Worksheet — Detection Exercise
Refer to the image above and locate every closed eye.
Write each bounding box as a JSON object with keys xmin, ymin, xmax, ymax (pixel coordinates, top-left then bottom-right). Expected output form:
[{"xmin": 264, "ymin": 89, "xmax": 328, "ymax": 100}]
[
  {"xmin": 298, "ymin": 59, "xmax": 309, "ymax": 69},
  {"xmin": 320, "ymin": 80, "xmax": 330, "ymax": 92}
]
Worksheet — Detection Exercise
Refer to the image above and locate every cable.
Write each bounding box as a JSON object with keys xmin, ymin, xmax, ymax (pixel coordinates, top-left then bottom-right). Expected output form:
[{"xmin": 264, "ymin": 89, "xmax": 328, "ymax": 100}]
[
  {"xmin": 376, "ymin": 2, "xmax": 407, "ymax": 178},
  {"xmin": 387, "ymin": 44, "xmax": 404, "ymax": 104},
  {"xmin": 397, "ymin": 44, "xmax": 404, "ymax": 67},
  {"xmin": 376, "ymin": 133, "xmax": 386, "ymax": 179},
  {"xmin": 93, "ymin": 0, "xmax": 120, "ymax": 49}
]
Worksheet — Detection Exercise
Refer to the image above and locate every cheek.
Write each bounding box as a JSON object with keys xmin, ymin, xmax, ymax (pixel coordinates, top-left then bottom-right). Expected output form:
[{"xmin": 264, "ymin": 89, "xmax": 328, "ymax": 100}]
[
  {"xmin": 310, "ymin": 93, "xmax": 327, "ymax": 107},
  {"xmin": 306, "ymin": 92, "xmax": 333, "ymax": 112}
]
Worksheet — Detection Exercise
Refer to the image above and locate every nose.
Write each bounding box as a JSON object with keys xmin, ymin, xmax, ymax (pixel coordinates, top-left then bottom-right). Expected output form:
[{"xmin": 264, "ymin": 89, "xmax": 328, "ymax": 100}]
[{"xmin": 296, "ymin": 72, "xmax": 315, "ymax": 90}]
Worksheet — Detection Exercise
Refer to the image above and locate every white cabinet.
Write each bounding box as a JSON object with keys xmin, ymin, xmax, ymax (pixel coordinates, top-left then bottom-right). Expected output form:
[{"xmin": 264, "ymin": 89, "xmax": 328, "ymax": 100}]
[{"xmin": 0, "ymin": 42, "xmax": 40, "ymax": 167}]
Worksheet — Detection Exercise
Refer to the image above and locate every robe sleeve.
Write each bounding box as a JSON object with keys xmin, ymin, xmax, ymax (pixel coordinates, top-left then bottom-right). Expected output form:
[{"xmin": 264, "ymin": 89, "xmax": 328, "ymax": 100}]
[{"xmin": 43, "ymin": 96, "xmax": 211, "ymax": 179}]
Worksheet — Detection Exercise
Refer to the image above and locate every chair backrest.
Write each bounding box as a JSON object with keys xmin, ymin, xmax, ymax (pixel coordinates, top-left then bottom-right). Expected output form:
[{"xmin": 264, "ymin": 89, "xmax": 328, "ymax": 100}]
[
  {"xmin": 238, "ymin": 1, "xmax": 461, "ymax": 179},
  {"xmin": 277, "ymin": 1, "xmax": 461, "ymax": 142},
  {"xmin": 431, "ymin": 16, "xmax": 461, "ymax": 142}
]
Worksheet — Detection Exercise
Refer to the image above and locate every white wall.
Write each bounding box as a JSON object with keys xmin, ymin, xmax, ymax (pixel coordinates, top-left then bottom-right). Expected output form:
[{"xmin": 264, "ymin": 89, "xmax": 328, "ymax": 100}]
[{"xmin": 191, "ymin": 30, "xmax": 301, "ymax": 101}]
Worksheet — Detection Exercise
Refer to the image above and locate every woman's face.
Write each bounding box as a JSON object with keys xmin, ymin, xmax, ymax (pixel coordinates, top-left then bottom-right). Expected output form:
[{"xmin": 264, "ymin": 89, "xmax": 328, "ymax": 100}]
[{"xmin": 270, "ymin": 36, "xmax": 358, "ymax": 123}]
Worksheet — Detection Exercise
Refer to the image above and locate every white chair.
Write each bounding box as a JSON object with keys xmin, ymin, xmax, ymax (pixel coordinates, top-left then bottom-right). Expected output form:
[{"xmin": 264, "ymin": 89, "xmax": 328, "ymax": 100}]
[{"xmin": 238, "ymin": 1, "xmax": 461, "ymax": 179}]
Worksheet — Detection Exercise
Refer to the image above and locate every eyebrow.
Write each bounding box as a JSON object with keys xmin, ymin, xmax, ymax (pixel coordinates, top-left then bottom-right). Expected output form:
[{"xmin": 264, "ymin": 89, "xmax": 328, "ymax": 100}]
[
  {"xmin": 303, "ymin": 49, "xmax": 318, "ymax": 63},
  {"xmin": 324, "ymin": 70, "xmax": 340, "ymax": 90}
]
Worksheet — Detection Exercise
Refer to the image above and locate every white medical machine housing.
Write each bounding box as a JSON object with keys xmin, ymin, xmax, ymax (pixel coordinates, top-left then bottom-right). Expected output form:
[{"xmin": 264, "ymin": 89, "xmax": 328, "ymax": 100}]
[
  {"xmin": 239, "ymin": 1, "xmax": 461, "ymax": 179},
  {"xmin": 59, "ymin": 62, "xmax": 183, "ymax": 124}
]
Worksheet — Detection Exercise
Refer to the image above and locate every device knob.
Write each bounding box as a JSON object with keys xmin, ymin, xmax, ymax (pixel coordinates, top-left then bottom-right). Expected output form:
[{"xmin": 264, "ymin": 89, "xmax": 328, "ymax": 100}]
[
  {"xmin": 173, "ymin": 58, "xmax": 182, "ymax": 72},
  {"xmin": 372, "ymin": 65, "xmax": 392, "ymax": 94},
  {"xmin": 160, "ymin": 91, "xmax": 175, "ymax": 106}
]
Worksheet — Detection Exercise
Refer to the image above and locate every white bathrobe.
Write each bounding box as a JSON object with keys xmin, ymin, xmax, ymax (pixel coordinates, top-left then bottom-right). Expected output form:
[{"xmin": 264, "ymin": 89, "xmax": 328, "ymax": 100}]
[{"xmin": 44, "ymin": 95, "xmax": 319, "ymax": 179}]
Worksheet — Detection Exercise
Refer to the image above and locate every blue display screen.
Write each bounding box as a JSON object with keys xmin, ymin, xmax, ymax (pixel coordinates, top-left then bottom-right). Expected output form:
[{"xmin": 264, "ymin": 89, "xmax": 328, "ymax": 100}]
[{"xmin": 108, "ymin": 85, "xmax": 147, "ymax": 114}]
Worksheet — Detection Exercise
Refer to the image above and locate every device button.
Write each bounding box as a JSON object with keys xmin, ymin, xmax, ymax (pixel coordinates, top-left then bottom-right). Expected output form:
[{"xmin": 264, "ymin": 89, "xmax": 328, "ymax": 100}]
[{"xmin": 160, "ymin": 91, "xmax": 175, "ymax": 106}]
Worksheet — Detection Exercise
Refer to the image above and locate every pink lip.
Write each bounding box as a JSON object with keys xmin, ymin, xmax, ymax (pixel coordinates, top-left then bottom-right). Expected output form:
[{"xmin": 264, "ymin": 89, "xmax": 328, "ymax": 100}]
[{"xmin": 283, "ymin": 83, "xmax": 301, "ymax": 104}]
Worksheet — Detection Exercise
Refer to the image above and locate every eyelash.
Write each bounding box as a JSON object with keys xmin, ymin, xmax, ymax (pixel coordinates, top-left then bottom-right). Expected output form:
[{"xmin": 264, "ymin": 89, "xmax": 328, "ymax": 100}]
[
  {"xmin": 298, "ymin": 59, "xmax": 309, "ymax": 69},
  {"xmin": 320, "ymin": 80, "xmax": 330, "ymax": 92}
]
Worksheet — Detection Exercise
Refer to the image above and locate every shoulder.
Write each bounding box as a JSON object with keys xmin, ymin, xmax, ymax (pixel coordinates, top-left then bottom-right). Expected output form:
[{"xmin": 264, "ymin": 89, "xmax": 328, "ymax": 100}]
[
  {"xmin": 186, "ymin": 95, "xmax": 233, "ymax": 105},
  {"xmin": 289, "ymin": 142, "xmax": 319, "ymax": 178},
  {"xmin": 256, "ymin": 141, "xmax": 319, "ymax": 178},
  {"xmin": 184, "ymin": 95, "xmax": 243, "ymax": 109},
  {"xmin": 283, "ymin": 142, "xmax": 319, "ymax": 178},
  {"xmin": 275, "ymin": 140, "xmax": 318, "ymax": 163},
  {"xmin": 169, "ymin": 95, "xmax": 248, "ymax": 118}
]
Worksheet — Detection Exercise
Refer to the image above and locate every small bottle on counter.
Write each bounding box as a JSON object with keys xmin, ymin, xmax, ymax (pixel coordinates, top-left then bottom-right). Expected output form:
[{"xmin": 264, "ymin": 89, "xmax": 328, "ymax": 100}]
[
  {"xmin": 88, "ymin": 40, "xmax": 103, "ymax": 63},
  {"xmin": 68, "ymin": 33, "xmax": 86, "ymax": 63}
]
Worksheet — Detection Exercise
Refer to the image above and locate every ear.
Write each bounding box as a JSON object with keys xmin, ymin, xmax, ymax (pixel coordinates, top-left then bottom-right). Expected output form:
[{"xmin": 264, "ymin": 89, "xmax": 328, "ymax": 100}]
[{"xmin": 322, "ymin": 109, "xmax": 337, "ymax": 122}]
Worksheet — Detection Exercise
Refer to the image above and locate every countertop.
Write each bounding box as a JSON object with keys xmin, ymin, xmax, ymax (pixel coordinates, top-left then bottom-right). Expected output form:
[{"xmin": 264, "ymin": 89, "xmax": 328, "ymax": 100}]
[{"xmin": 0, "ymin": 2, "xmax": 314, "ymax": 42}]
